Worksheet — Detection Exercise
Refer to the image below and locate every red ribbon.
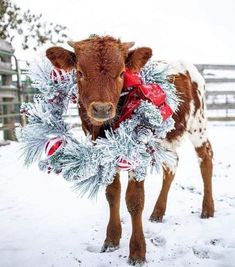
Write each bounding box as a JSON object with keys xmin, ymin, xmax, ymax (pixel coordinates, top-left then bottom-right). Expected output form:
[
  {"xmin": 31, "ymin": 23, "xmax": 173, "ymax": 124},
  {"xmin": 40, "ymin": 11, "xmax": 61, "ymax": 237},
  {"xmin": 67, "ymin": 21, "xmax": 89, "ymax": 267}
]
[{"xmin": 113, "ymin": 68, "xmax": 173, "ymax": 129}]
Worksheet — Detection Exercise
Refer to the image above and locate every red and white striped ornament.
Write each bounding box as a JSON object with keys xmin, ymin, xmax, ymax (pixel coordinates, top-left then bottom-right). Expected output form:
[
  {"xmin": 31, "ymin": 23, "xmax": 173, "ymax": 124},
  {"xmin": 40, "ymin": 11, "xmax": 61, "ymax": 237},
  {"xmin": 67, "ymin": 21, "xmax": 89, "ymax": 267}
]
[
  {"xmin": 117, "ymin": 157, "xmax": 136, "ymax": 171},
  {"xmin": 49, "ymin": 68, "xmax": 66, "ymax": 84},
  {"xmin": 45, "ymin": 137, "xmax": 64, "ymax": 157},
  {"xmin": 70, "ymin": 93, "xmax": 78, "ymax": 104}
]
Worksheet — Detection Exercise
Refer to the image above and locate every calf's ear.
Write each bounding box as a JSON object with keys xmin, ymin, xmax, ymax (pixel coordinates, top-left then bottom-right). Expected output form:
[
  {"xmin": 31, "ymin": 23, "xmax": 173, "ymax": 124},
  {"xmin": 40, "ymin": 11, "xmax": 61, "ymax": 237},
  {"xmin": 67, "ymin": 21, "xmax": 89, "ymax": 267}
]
[
  {"xmin": 126, "ymin": 47, "xmax": 152, "ymax": 71},
  {"xmin": 46, "ymin": 47, "xmax": 76, "ymax": 70}
]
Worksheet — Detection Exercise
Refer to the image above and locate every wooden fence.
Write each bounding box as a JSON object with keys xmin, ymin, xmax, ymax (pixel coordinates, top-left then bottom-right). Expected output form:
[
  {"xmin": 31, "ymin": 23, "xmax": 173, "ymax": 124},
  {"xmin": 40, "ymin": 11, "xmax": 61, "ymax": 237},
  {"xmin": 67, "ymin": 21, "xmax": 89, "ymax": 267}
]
[
  {"xmin": 0, "ymin": 40, "xmax": 37, "ymax": 141},
  {"xmin": 0, "ymin": 41, "xmax": 22, "ymax": 141},
  {"xmin": 196, "ymin": 64, "xmax": 235, "ymax": 121},
  {"xmin": 0, "ymin": 41, "xmax": 235, "ymax": 141}
]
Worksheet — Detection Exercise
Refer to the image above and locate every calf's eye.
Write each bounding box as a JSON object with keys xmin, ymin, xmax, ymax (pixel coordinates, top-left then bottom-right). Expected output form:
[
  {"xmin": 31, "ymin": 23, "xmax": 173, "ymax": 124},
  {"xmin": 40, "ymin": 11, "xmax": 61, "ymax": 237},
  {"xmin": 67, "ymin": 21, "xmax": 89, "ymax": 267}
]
[{"xmin": 119, "ymin": 71, "xmax": 125, "ymax": 79}]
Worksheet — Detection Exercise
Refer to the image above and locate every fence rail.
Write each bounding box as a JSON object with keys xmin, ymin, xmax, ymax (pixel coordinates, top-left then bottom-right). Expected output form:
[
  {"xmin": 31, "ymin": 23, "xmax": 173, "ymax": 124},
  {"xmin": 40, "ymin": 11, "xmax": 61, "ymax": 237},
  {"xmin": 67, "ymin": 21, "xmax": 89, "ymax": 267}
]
[
  {"xmin": 195, "ymin": 64, "xmax": 235, "ymax": 71},
  {"xmin": 195, "ymin": 64, "xmax": 235, "ymax": 121},
  {"xmin": 1, "ymin": 42, "xmax": 235, "ymax": 141},
  {"xmin": 205, "ymin": 78, "xmax": 235, "ymax": 83}
]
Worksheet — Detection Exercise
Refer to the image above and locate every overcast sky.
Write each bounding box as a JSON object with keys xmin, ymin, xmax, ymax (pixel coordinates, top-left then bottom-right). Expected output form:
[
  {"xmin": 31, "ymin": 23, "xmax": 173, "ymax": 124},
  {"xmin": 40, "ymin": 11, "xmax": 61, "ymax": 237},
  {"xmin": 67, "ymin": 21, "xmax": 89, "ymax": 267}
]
[{"xmin": 16, "ymin": 0, "xmax": 235, "ymax": 64}]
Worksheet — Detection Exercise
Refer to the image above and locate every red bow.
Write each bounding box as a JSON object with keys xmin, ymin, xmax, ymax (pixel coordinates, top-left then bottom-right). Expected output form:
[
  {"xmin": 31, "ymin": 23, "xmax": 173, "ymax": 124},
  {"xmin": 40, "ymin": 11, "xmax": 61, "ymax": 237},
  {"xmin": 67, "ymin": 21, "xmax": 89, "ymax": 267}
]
[{"xmin": 113, "ymin": 68, "xmax": 173, "ymax": 129}]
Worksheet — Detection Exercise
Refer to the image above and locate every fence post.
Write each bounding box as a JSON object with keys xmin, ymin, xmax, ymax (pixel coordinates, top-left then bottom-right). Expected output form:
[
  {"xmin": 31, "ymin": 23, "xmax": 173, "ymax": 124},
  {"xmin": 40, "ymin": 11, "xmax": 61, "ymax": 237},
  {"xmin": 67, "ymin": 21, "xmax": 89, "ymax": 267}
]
[{"xmin": 0, "ymin": 41, "xmax": 17, "ymax": 140}]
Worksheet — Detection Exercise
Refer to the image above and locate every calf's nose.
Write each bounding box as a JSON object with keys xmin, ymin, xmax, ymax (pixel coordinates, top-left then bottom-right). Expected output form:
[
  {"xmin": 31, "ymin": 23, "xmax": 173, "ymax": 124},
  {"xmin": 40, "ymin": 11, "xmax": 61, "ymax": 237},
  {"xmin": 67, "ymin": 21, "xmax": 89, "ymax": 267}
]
[{"xmin": 90, "ymin": 102, "xmax": 114, "ymax": 120}]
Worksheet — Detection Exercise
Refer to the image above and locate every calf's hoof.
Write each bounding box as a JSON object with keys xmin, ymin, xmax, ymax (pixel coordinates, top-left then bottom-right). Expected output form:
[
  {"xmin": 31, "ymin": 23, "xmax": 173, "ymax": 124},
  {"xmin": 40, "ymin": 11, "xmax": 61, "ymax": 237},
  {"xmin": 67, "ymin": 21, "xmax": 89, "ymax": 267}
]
[
  {"xmin": 201, "ymin": 209, "xmax": 214, "ymax": 219},
  {"xmin": 101, "ymin": 242, "xmax": 119, "ymax": 253},
  {"xmin": 149, "ymin": 205, "xmax": 165, "ymax": 223},
  {"xmin": 201, "ymin": 199, "xmax": 214, "ymax": 218},
  {"xmin": 149, "ymin": 214, "xmax": 163, "ymax": 223},
  {"xmin": 128, "ymin": 257, "xmax": 146, "ymax": 266},
  {"xmin": 128, "ymin": 238, "xmax": 146, "ymax": 266}
]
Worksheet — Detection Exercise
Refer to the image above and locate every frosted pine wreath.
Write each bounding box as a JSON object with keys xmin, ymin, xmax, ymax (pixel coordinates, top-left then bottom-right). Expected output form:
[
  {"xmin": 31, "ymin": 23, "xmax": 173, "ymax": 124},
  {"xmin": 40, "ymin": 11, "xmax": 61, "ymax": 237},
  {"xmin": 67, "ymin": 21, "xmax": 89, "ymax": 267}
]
[{"xmin": 16, "ymin": 57, "xmax": 180, "ymax": 197}]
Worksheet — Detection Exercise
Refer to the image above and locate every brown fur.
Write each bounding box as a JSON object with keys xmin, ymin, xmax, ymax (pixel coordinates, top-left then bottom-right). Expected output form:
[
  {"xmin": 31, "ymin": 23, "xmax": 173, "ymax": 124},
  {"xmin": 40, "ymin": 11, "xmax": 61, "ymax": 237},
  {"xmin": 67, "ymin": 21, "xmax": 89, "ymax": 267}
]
[
  {"xmin": 166, "ymin": 72, "xmax": 196, "ymax": 142},
  {"xmin": 150, "ymin": 166, "xmax": 177, "ymax": 222},
  {"xmin": 46, "ymin": 36, "xmax": 214, "ymax": 265},
  {"xmin": 101, "ymin": 173, "xmax": 122, "ymax": 251},
  {"xmin": 126, "ymin": 179, "xmax": 146, "ymax": 263},
  {"xmin": 195, "ymin": 140, "xmax": 214, "ymax": 218},
  {"xmin": 46, "ymin": 47, "xmax": 76, "ymax": 70}
]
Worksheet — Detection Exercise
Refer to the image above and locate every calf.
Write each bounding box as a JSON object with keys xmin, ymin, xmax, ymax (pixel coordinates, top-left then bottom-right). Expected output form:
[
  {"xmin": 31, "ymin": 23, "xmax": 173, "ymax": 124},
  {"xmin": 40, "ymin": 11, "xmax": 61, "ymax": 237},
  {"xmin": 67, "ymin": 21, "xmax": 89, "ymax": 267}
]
[{"xmin": 46, "ymin": 36, "xmax": 214, "ymax": 265}]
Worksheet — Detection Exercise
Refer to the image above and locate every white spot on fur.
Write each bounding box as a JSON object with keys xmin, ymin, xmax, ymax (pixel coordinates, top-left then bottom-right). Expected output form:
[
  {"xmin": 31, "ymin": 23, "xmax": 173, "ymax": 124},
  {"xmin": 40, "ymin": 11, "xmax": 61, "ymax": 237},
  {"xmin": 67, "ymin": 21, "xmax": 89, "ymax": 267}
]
[
  {"xmin": 166, "ymin": 61, "xmax": 205, "ymax": 89},
  {"xmin": 166, "ymin": 61, "xmax": 188, "ymax": 76},
  {"xmin": 162, "ymin": 137, "xmax": 184, "ymax": 152},
  {"xmin": 188, "ymin": 109, "xmax": 208, "ymax": 148},
  {"xmin": 186, "ymin": 101, "xmax": 196, "ymax": 131},
  {"xmin": 198, "ymin": 157, "xmax": 203, "ymax": 165},
  {"xmin": 128, "ymin": 171, "xmax": 135, "ymax": 181},
  {"xmin": 163, "ymin": 151, "xmax": 179, "ymax": 175},
  {"xmin": 166, "ymin": 61, "xmax": 205, "ymax": 105},
  {"xmin": 186, "ymin": 64, "xmax": 205, "ymax": 96}
]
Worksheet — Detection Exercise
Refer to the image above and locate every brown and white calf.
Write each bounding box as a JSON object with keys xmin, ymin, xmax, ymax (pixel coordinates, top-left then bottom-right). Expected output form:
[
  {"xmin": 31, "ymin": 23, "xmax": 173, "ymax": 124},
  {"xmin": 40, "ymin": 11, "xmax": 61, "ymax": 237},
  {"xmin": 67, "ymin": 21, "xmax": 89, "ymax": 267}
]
[{"xmin": 46, "ymin": 36, "xmax": 214, "ymax": 265}]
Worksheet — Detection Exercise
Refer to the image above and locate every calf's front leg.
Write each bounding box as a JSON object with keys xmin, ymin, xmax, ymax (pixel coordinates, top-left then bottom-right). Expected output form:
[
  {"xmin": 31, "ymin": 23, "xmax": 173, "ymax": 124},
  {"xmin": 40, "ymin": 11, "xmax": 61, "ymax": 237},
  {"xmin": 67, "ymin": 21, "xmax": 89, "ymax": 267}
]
[
  {"xmin": 101, "ymin": 173, "xmax": 122, "ymax": 252},
  {"xmin": 126, "ymin": 177, "xmax": 146, "ymax": 265}
]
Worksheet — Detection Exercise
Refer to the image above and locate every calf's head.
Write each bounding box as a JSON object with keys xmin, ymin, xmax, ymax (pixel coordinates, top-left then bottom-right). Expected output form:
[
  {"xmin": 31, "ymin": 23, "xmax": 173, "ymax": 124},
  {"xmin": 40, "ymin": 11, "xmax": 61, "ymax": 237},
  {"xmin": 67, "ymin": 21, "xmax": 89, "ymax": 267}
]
[{"xmin": 46, "ymin": 36, "xmax": 152, "ymax": 126}]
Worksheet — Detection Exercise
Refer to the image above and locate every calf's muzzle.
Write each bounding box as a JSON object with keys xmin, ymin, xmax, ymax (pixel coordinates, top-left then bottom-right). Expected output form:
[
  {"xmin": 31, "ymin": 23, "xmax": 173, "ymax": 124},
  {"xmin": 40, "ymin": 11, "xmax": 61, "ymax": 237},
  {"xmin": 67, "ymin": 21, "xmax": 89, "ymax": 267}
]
[{"xmin": 89, "ymin": 102, "xmax": 115, "ymax": 121}]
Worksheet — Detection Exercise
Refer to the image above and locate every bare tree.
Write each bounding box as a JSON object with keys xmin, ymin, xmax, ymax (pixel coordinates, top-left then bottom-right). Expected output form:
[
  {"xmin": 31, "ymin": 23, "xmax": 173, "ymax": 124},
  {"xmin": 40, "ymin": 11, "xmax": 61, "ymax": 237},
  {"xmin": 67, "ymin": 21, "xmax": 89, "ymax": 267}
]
[{"xmin": 0, "ymin": 0, "xmax": 68, "ymax": 50}]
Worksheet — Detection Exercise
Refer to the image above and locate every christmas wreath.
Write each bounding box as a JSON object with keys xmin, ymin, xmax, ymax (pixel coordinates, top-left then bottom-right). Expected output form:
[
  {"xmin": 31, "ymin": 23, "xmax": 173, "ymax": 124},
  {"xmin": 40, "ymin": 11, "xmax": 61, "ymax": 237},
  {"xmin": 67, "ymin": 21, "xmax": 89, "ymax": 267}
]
[{"xmin": 16, "ymin": 57, "xmax": 180, "ymax": 197}]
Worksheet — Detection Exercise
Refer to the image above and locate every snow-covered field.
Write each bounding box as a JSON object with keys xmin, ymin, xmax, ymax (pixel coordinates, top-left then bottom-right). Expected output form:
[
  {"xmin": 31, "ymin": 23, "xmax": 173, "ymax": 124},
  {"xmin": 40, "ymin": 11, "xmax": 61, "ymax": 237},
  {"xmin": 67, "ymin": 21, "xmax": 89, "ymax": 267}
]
[{"xmin": 0, "ymin": 122, "xmax": 235, "ymax": 267}]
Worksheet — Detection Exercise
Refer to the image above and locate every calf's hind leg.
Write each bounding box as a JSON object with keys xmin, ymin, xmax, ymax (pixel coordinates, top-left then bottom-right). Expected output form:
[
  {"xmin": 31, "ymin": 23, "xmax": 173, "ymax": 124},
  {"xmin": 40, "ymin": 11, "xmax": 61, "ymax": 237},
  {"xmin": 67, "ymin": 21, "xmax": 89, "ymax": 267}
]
[
  {"xmin": 188, "ymin": 114, "xmax": 214, "ymax": 218},
  {"xmin": 194, "ymin": 139, "xmax": 214, "ymax": 218},
  {"xmin": 101, "ymin": 173, "xmax": 122, "ymax": 252},
  {"xmin": 150, "ymin": 159, "xmax": 178, "ymax": 223}
]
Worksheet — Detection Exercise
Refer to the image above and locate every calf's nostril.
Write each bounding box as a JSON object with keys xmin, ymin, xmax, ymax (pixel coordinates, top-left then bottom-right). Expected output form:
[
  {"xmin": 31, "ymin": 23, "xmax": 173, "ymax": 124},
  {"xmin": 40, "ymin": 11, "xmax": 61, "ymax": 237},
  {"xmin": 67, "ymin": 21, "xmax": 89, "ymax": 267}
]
[
  {"xmin": 106, "ymin": 105, "xmax": 112, "ymax": 113},
  {"xmin": 92, "ymin": 103, "xmax": 112, "ymax": 112},
  {"xmin": 92, "ymin": 105, "xmax": 99, "ymax": 113}
]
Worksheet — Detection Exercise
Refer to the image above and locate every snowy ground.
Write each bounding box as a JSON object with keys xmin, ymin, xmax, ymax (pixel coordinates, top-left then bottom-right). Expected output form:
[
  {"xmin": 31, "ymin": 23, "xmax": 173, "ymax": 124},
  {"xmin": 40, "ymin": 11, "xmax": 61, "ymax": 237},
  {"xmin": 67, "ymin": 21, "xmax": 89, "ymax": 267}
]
[{"xmin": 1, "ymin": 122, "xmax": 235, "ymax": 267}]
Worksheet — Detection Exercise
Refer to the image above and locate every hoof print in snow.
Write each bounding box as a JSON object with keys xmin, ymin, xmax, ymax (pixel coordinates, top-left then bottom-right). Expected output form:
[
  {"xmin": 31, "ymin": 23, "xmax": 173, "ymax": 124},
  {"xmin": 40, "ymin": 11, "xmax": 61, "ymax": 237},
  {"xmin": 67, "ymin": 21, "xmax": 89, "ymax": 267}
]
[
  {"xmin": 191, "ymin": 210, "xmax": 200, "ymax": 214},
  {"xmin": 86, "ymin": 245, "xmax": 100, "ymax": 253},
  {"xmin": 73, "ymin": 257, "xmax": 82, "ymax": 264},
  {"xmin": 187, "ymin": 186, "xmax": 201, "ymax": 195},
  {"xmin": 192, "ymin": 247, "xmax": 210, "ymax": 259},
  {"xmin": 128, "ymin": 258, "xmax": 146, "ymax": 266},
  {"xmin": 209, "ymin": 238, "xmax": 225, "ymax": 247},
  {"xmin": 119, "ymin": 254, "xmax": 127, "ymax": 259},
  {"xmin": 150, "ymin": 236, "xmax": 166, "ymax": 247}
]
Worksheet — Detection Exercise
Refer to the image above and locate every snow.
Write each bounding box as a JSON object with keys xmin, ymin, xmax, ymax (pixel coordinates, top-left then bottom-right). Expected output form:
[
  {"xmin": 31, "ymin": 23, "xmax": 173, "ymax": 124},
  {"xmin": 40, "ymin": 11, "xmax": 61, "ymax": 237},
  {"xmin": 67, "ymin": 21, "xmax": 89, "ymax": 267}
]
[{"xmin": 1, "ymin": 122, "xmax": 235, "ymax": 267}]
